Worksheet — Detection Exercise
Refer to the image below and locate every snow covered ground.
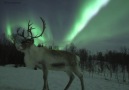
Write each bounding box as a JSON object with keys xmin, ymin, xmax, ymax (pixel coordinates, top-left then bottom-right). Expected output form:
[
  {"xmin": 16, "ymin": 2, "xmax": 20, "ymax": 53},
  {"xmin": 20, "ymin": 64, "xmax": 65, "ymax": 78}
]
[{"xmin": 0, "ymin": 65, "xmax": 129, "ymax": 90}]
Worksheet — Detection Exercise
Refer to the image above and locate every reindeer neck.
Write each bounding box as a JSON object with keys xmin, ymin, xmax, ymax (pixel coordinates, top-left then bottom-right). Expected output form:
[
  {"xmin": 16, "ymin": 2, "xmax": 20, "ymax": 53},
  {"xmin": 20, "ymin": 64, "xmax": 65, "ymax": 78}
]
[{"xmin": 23, "ymin": 44, "xmax": 38, "ymax": 54}]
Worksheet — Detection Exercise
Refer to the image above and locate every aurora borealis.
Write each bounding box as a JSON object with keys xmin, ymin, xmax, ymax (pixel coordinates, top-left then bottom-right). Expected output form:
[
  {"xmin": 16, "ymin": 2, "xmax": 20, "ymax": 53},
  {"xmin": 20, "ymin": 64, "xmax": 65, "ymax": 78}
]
[
  {"xmin": 64, "ymin": 0, "xmax": 110, "ymax": 43},
  {"xmin": 0, "ymin": 0, "xmax": 129, "ymax": 52}
]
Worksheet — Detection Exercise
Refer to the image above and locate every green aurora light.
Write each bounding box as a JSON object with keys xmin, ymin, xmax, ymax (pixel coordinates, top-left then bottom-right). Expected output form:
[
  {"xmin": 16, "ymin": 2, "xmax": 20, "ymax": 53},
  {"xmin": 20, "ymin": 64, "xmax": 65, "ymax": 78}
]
[
  {"xmin": 72, "ymin": 0, "xmax": 129, "ymax": 49},
  {"xmin": 6, "ymin": 22, "xmax": 13, "ymax": 43},
  {"xmin": 64, "ymin": 0, "xmax": 110, "ymax": 44}
]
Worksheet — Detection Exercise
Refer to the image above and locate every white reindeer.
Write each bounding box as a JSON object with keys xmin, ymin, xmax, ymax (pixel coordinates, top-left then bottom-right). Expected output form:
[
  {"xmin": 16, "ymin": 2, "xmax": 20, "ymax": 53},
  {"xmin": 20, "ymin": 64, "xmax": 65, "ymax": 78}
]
[{"xmin": 12, "ymin": 17, "xmax": 84, "ymax": 90}]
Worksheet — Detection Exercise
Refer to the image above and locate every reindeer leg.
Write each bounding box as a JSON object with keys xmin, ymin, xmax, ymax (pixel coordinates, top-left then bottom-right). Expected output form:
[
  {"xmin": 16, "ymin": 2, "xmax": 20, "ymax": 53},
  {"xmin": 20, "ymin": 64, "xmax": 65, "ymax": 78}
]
[
  {"xmin": 64, "ymin": 71, "xmax": 75, "ymax": 90},
  {"xmin": 42, "ymin": 65, "xmax": 49, "ymax": 90},
  {"xmin": 73, "ymin": 67, "xmax": 84, "ymax": 90}
]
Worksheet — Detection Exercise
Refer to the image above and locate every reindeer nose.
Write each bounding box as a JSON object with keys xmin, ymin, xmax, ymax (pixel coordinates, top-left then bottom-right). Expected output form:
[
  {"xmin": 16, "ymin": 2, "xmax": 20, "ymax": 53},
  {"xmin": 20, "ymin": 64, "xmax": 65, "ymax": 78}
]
[
  {"xmin": 16, "ymin": 45, "xmax": 23, "ymax": 51},
  {"xmin": 15, "ymin": 43, "xmax": 23, "ymax": 50},
  {"xmin": 19, "ymin": 46, "xmax": 24, "ymax": 50}
]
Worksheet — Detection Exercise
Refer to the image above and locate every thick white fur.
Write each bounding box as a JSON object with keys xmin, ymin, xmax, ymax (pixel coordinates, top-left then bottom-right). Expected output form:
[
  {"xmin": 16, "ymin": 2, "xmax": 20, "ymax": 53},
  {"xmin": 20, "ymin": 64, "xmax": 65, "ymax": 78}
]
[{"xmin": 19, "ymin": 44, "xmax": 80, "ymax": 71}]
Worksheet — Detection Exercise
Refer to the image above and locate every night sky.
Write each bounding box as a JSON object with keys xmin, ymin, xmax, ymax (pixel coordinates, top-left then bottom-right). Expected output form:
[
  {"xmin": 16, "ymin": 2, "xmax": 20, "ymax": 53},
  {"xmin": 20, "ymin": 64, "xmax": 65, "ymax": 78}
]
[{"xmin": 0, "ymin": 0, "xmax": 129, "ymax": 52}]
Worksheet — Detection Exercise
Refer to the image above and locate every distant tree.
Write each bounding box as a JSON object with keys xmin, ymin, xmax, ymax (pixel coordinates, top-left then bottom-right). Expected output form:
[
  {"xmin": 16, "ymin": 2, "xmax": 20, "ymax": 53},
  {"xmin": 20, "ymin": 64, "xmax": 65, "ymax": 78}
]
[
  {"xmin": 96, "ymin": 52, "xmax": 104, "ymax": 72},
  {"xmin": 120, "ymin": 47, "xmax": 128, "ymax": 82},
  {"xmin": 78, "ymin": 48, "xmax": 88, "ymax": 69},
  {"xmin": 0, "ymin": 34, "xmax": 24, "ymax": 66},
  {"xmin": 66, "ymin": 43, "xmax": 77, "ymax": 54}
]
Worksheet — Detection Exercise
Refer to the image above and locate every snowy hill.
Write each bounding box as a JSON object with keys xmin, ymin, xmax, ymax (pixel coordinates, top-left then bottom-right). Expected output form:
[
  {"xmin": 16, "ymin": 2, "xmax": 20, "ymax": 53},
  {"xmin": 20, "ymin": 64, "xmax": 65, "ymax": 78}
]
[{"xmin": 0, "ymin": 66, "xmax": 129, "ymax": 90}]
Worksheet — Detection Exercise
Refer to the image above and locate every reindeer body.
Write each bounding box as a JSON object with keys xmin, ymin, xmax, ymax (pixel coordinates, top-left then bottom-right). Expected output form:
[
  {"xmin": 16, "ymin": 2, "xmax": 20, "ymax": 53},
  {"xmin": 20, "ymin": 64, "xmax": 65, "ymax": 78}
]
[
  {"xmin": 13, "ymin": 17, "xmax": 84, "ymax": 90},
  {"xmin": 23, "ymin": 44, "xmax": 80, "ymax": 71}
]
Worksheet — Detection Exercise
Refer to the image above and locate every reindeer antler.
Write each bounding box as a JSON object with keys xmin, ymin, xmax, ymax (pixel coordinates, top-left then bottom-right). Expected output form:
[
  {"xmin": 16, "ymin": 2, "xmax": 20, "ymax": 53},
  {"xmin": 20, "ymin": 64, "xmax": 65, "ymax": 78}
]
[
  {"xmin": 17, "ymin": 27, "xmax": 26, "ymax": 39},
  {"xmin": 27, "ymin": 20, "xmax": 35, "ymax": 38},
  {"xmin": 30, "ymin": 17, "xmax": 46, "ymax": 39},
  {"xmin": 17, "ymin": 17, "xmax": 46, "ymax": 39}
]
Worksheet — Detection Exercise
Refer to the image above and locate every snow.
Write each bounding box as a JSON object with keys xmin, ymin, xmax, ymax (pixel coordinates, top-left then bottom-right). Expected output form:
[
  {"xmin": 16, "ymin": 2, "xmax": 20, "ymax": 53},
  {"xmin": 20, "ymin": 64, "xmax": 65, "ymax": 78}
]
[{"xmin": 0, "ymin": 66, "xmax": 129, "ymax": 90}]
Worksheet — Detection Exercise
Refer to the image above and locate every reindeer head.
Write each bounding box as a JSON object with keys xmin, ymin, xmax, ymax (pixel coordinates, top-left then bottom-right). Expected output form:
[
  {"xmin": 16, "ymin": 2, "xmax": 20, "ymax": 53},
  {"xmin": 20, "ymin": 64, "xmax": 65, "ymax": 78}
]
[{"xmin": 13, "ymin": 17, "xmax": 46, "ymax": 51}]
